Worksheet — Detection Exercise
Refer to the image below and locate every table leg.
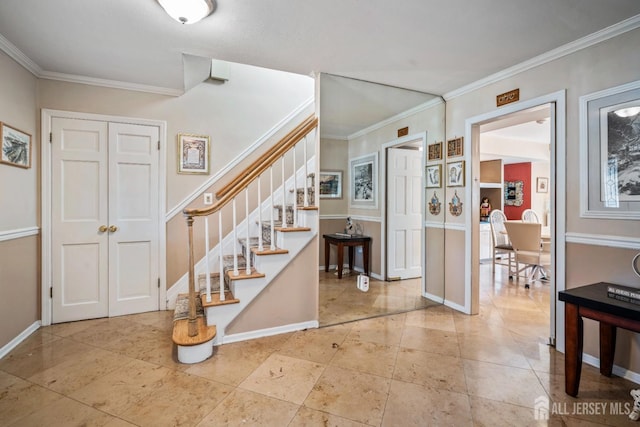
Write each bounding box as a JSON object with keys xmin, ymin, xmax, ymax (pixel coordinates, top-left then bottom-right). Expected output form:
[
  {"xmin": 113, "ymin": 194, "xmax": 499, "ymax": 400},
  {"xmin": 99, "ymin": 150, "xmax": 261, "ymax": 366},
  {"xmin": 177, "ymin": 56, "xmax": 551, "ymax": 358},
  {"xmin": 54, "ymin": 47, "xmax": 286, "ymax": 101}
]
[
  {"xmin": 564, "ymin": 302, "xmax": 583, "ymax": 397},
  {"xmin": 337, "ymin": 244, "xmax": 344, "ymax": 279},
  {"xmin": 348, "ymin": 247, "xmax": 354, "ymax": 271},
  {"xmin": 599, "ymin": 322, "xmax": 617, "ymax": 377},
  {"xmin": 363, "ymin": 241, "xmax": 370, "ymax": 276},
  {"xmin": 324, "ymin": 240, "xmax": 330, "ymax": 273}
]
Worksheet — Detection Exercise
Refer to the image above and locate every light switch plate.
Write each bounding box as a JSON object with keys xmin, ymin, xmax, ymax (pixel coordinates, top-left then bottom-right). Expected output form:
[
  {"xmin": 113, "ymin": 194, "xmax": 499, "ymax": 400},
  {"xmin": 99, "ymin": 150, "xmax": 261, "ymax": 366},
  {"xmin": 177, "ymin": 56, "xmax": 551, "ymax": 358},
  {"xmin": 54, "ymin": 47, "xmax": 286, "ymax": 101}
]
[{"xmin": 204, "ymin": 193, "xmax": 213, "ymax": 205}]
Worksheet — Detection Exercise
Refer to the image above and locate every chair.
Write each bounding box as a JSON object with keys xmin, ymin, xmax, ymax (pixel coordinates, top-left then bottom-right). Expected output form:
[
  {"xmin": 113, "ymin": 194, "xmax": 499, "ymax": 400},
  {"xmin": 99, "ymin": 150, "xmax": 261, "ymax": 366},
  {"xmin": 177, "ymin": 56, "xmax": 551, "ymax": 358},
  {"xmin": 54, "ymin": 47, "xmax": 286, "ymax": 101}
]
[
  {"xmin": 488, "ymin": 210, "xmax": 513, "ymax": 275},
  {"xmin": 521, "ymin": 209, "xmax": 541, "ymax": 223},
  {"xmin": 503, "ymin": 221, "xmax": 550, "ymax": 288}
]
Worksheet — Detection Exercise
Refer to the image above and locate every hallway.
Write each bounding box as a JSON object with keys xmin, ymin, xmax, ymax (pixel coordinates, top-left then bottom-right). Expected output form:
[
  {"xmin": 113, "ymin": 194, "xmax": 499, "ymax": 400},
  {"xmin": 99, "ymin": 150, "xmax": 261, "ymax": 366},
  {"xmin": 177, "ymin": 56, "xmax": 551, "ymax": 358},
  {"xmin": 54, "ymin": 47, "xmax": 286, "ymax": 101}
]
[{"xmin": 0, "ymin": 265, "xmax": 637, "ymax": 426}]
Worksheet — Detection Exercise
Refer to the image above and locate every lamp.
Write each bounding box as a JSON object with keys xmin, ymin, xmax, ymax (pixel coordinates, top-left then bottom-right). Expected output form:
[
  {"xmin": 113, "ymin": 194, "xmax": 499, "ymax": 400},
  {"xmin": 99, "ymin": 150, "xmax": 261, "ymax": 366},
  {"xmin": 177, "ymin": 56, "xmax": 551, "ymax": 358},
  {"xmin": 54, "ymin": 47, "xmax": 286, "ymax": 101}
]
[{"xmin": 158, "ymin": 0, "xmax": 215, "ymax": 24}]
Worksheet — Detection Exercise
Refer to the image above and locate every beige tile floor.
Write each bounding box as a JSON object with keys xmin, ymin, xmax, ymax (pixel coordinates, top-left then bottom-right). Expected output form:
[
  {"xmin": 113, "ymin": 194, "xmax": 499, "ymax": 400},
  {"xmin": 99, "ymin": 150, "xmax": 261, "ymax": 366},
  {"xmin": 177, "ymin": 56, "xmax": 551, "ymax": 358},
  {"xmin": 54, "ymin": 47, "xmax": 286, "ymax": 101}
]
[{"xmin": 1, "ymin": 264, "xmax": 638, "ymax": 426}]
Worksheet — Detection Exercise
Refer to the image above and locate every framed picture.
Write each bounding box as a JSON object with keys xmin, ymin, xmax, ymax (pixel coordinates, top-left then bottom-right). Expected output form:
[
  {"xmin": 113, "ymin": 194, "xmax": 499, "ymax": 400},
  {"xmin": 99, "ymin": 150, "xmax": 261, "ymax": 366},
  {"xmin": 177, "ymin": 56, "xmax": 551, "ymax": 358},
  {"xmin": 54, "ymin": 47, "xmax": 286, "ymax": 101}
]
[
  {"xmin": 536, "ymin": 177, "xmax": 549, "ymax": 193},
  {"xmin": 427, "ymin": 141, "xmax": 443, "ymax": 161},
  {"xmin": 319, "ymin": 170, "xmax": 342, "ymax": 199},
  {"xmin": 349, "ymin": 152, "xmax": 378, "ymax": 209},
  {"xmin": 426, "ymin": 164, "xmax": 442, "ymax": 188},
  {"xmin": 446, "ymin": 161, "xmax": 465, "ymax": 187},
  {"xmin": 505, "ymin": 180, "xmax": 524, "ymax": 206},
  {"xmin": 0, "ymin": 122, "xmax": 31, "ymax": 169},
  {"xmin": 178, "ymin": 133, "xmax": 210, "ymax": 174},
  {"xmin": 447, "ymin": 137, "xmax": 463, "ymax": 157},
  {"xmin": 579, "ymin": 79, "xmax": 640, "ymax": 219}
]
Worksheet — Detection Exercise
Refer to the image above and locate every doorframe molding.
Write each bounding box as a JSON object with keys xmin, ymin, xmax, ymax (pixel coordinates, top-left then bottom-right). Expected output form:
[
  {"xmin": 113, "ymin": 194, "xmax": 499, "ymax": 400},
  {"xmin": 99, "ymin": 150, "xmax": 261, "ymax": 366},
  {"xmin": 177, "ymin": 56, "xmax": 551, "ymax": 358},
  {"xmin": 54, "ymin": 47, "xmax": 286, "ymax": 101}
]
[
  {"xmin": 463, "ymin": 90, "xmax": 566, "ymax": 350},
  {"xmin": 41, "ymin": 109, "xmax": 167, "ymax": 326},
  {"xmin": 380, "ymin": 132, "xmax": 427, "ymax": 290}
]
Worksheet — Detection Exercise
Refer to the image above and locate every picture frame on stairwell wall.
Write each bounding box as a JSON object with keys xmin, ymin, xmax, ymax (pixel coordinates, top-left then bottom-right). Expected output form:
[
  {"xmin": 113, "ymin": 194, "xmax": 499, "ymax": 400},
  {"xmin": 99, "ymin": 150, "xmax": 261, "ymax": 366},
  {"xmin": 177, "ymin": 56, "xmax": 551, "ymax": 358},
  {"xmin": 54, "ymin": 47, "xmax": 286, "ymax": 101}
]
[
  {"xmin": 177, "ymin": 132, "xmax": 210, "ymax": 174},
  {"xmin": 580, "ymin": 79, "xmax": 640, "ymax": 220},
  {"xmin": 319, "ymin": 170, "xmax": 343, "ymax": 199}
]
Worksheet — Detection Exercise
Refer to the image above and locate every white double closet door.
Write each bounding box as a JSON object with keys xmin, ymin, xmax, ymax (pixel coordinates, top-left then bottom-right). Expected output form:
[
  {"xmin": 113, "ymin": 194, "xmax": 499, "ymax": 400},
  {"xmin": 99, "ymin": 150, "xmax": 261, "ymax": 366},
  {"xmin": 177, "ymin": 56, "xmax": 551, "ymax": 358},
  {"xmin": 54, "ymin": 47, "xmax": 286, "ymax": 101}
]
[{"xmin": 51, "ymin": 117, "xmax": 160, "ymax": 323}]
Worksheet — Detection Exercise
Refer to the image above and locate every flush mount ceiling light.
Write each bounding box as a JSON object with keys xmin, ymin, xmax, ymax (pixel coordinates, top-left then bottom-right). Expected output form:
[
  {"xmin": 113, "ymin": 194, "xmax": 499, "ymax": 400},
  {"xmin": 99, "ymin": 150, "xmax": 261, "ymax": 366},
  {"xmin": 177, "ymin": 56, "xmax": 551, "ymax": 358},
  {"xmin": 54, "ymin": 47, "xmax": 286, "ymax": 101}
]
[
  {"xmin": 614, "ymin": 106, "xmax": 640, "ymax": 118},
  {"xmin": 158, "ymin": 0, "xmax": 215, "ymax": 24}
]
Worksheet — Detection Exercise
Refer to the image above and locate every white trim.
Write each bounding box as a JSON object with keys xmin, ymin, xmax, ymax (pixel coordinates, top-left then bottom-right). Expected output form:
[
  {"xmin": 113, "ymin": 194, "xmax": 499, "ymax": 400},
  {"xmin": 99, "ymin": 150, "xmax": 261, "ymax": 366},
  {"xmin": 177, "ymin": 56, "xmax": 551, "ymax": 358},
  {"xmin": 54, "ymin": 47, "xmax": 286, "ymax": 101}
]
[
  {"xmin": 41, "ymin": 109, "xmax": 167, "ymax": 326},
  {"xmin": 349, "ymin": 215, "xmax": 381, "ymax": 223},
  {"xmin": 0, "ymin": 321, "xmax": 40, "ymax": 359},
  {"xmin": 222, "ymin": 320, "xmax": 318, "ymax": 344},
  {"xmin": 443, "ymin": 299, "xmax": 466, "ymax": 313},
  {"xmin": 566, "ymin": 232, "xmax": 640, "ymax": 250},
  {"xmin": 348, "ymin": 98, "xmax": 444, "ymax": 140},
  {"xmin": 165, "ymin": 97, "xmax": 315, "ymax": 220},
  {"xmin": 318, "ymin": 264, "xmax": 383, "ymax": 281},
  {"xmin": 321, "ymin": 134, "xmax": 349, "ymax": 141},
  {"xmin": 319, "ymin": 215, "xmax": 348, "ymax": 220},
  {"xmin": 582, "ymin": 353, "xmax": 640, "ymax": 386},
  {"xmin": 424, "ymin": 221, "xmax": 445, "ymax": 229},
  {"xmin": 444, "ymin": 223, "xmax": 466, "ymax": 231},
  {"xmin": 444, "ymin": 14, "xmax": 640, "ymax": 101},
  {"xmin": 424, "ymin": 291, "xmax": 444, "ymax": 304},
  {"xmin": 0, "ymin": 227, "xmax": 39, "ymax": 242},
  {"xmin": 0, "ymin": 34, "xmax": 42, "ymax": 76}
]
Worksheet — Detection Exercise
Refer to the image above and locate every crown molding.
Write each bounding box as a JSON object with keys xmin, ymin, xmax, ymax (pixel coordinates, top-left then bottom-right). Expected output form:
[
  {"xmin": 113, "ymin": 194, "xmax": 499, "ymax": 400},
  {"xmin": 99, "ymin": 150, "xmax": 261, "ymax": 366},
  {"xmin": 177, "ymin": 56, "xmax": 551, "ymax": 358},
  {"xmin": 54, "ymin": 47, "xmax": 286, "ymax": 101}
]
[
  {"xmin": 39, "ymin": 71, "xmax": 184, "ymax": 97},
  {"xmin": 0, "ymin": 33, "xmax": 42, "ymax": 75},
  {"xmin": 320, "ymin": 134, "xmax": 349, "ymax": 141},
  {"xmin": 444, "ymin": 14, "xmax": 640, "ymax": 101},
  {"xmin": 348, "ymin": 97, "xmax": 444, "ymax": 140}
]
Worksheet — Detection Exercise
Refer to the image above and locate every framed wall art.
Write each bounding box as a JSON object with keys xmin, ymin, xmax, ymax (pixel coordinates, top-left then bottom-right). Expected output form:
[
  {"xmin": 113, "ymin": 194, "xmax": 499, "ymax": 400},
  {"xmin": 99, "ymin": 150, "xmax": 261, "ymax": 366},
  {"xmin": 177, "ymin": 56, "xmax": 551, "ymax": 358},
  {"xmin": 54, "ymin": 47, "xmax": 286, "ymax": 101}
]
[
  {"xmin": 579, "ymin": 79, "xmax": 640, "ymax": 219},
  {"xmin": 446, "ymin": 160, "xmax": 465, "ymax": 187},
  {"xmin": 319, "ymin": 170, "xmax": 343, "ymax": 199},
  {"xmin": 427, "ymin": 141, "xmax": 443, "ymax": 161},
  {"xmin": 0, "ymin": 122, "xmax": 31, "ymax": 169},
  {"xmin": 536, "ymin": 177, "xmax": 549, "ymax": 193},
  {"xmin": 447, "ymin": 137, "xmax": 463, "ymax": 157},
  {"xmin": 178, "ymin": 133, "xmax": 210, "ymax": 174},
  {"xmin": 505, "ymin": 180, "xmax": 524, "ymax": 206},
  {"xmin": 426, "ymin": 164, "xmax": 442, "ymax": 188},
  {"xmin": 349, "ymin": 152, "xmax": 378, "ymax": 209}
]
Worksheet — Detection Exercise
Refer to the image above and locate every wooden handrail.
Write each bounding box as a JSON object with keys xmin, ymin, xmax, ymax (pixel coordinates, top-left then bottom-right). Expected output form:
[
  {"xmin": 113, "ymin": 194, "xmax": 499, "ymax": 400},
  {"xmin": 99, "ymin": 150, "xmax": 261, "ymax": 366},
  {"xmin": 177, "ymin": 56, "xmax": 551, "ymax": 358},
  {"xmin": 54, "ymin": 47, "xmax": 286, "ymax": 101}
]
[{"xmin": 183, "ymin": 114, "xmax": 317, "ymax": 218}]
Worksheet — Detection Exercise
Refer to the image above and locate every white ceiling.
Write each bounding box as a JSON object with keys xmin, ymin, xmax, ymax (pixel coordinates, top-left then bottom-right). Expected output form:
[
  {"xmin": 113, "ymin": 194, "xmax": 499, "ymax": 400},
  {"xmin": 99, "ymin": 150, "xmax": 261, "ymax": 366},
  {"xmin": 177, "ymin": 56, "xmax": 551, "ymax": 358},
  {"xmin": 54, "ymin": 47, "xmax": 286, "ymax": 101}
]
[{"xmin": 1, "ymin": 1, "xmax": 639, "ymax": 138}]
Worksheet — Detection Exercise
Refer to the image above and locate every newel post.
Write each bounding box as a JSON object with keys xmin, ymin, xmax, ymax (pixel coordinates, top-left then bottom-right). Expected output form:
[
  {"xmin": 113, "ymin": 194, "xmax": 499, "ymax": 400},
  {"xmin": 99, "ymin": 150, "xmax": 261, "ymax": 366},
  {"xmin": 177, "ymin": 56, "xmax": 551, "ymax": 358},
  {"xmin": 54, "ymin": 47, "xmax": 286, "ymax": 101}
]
[{"xmin": 186, "ymin": 215, "xmax": 198, "ymax": 337}]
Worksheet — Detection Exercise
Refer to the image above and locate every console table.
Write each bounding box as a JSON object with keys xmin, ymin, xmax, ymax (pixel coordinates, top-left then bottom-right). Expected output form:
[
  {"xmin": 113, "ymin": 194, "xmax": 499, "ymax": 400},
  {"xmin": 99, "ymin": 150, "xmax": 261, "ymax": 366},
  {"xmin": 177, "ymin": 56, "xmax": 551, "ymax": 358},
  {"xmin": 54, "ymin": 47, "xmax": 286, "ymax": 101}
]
[
  {"xmin": 323, "ymin": 234, "xmax": 371, "ymax": 279},
  {"xmin": 558, "ymin": 282, "xmax": 640, "ymax": 397}
]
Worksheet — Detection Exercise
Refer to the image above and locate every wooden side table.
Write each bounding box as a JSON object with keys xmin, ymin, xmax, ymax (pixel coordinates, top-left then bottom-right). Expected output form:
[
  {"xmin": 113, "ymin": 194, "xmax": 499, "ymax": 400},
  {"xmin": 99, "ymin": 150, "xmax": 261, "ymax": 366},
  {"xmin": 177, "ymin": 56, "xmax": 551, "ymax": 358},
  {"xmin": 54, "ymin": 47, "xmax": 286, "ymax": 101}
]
[{"xmin": 323, "ymin": 234, "xmax": 371, "ymax": 279}]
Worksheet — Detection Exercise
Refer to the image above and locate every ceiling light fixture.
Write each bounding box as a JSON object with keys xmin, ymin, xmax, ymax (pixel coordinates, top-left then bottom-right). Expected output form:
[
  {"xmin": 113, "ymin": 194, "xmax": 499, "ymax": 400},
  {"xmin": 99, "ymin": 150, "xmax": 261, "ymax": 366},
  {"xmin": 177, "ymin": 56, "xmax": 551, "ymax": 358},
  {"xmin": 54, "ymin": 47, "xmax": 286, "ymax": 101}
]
[
  {"xmin": 158, "ymin": 0, "xmax": 215, "ymax": 24},
  {"xmin": 614, "ymin": 106, "xmax": 640, "ymax": 118}
]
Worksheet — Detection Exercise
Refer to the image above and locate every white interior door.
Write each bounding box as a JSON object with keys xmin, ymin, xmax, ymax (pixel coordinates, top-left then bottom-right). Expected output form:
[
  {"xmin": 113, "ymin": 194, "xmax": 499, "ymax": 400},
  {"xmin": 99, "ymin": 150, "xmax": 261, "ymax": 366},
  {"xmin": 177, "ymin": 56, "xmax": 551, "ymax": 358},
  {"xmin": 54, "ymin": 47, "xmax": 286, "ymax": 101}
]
[
  {"xmin": 51, "ymin": 118, "xmax": 160, "ymax": 323},
  {"xmin": 387, "ymin": 147, "xmax": 422, "ymax": 279}
]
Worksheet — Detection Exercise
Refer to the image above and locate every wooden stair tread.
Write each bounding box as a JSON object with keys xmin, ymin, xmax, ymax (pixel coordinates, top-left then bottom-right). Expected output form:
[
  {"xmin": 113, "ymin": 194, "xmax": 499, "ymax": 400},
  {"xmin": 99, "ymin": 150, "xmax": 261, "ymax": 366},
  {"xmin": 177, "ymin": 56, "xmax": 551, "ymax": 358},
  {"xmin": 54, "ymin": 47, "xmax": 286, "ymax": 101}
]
[
  {"xmin": 251, "ymin": 247, "xmax": 289, "ymax": 255},
  {"xmin": 297, "ymin": 206, "xmax": 318, "ymax": 210},
  {"xmin": 274, "ymin": 226, "xmax": 311, "ymax": 232},
  {"xmin": 226, "ymin": 268, "xmax": 266, "ymax": 280},
  {"xmin": 201, "ymin": 291, "xmax": 239, "ymax": 308},
  {"xmin": 172, "ymin": 317, "xmax": 216, "ymax": 346}
]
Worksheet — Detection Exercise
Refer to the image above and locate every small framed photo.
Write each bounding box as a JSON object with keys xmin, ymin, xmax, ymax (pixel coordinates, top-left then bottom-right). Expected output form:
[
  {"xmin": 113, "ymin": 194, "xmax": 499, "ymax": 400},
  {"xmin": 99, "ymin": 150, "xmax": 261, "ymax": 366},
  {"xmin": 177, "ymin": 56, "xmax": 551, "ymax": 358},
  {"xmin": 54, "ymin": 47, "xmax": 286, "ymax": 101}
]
[
  {"xmin": 425, "ymin": 164, "xmax": 442, "ymax": 188},
  {"xmin": 536, "ymin": 177, "xmax": 549, "ymax": 193},
  {"xmin": 427, "ymin": 142, "xmax": 443, "ymax": 161},
  {"xmin": 178, "ymin": 133, "xmax": 210, "ymax": 174},
  {"xmin": 446, "ymin": 161, "xmax": 465, "ymax": 187},
  {"xmin": 319, "ymin": 170, "xmax": 343, "ymax": 199},
  {"xmin": 0, "ymin": 122, "xmax": 31, "ymax": 169},
  {"xmin": 447, "ymin": 137, "xmax": 463, "ymax": 157}
]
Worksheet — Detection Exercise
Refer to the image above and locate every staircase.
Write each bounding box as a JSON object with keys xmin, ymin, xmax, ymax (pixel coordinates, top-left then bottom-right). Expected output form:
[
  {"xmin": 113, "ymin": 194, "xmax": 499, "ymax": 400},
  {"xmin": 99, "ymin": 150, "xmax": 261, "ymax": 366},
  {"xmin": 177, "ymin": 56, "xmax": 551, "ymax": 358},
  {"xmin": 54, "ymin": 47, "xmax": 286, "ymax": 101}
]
[{"xmin": 172, "ymin": 115, "xmax": 318, "ymax": 364}]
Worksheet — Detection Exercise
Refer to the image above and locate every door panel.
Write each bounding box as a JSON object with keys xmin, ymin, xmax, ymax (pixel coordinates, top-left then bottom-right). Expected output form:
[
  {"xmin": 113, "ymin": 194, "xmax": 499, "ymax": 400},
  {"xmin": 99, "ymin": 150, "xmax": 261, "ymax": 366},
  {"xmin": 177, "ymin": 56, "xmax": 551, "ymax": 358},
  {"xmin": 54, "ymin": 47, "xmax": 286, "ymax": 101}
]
[
  {"xmin": 52, "ymin": 118, "xmax": 109, "ymax": 322},
  {"xmin": 387, "ymin": 147, "xmax": 422, "ymax": 279},
  {"xmin": 108, "ymin": 123, "xmax": 160, "ymax": 316}
]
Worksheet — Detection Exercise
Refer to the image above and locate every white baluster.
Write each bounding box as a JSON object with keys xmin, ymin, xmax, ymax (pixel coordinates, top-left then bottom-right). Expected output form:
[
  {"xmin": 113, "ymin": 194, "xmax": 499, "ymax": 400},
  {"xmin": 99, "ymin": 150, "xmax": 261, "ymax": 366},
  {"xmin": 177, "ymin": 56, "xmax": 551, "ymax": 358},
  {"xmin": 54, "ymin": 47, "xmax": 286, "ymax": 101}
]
[
  {"xmin": 204, "ymin": 217, "xmax": 211, "ymax": 303},
  {"xmin": 218, "ymin": 211, "xmax": 224, "ymax": 301},
  {"xmin": 232, "ymin": 198, "xmax": 239, "ymax": 276},
  {"xmin": 245, "ymin": 187, "xmax": 251, "ymax": 275},
  {"xmin": 270, "ymin": 166, "xmax": 275, "ymax": 250},
  {"xmin": 281, "ymin": 155, "xmax": 286, "ymax": 228},
  {"xmin": 292, "ymin": 145, "xmax": 298, "ymax": 228},
  {"xmin": 303, "ymin": 135, "xmax": 309, "ymax": 207},
  {"xmin": 258, "ymin": 176, "xmax": 264, "ymax": 251}
]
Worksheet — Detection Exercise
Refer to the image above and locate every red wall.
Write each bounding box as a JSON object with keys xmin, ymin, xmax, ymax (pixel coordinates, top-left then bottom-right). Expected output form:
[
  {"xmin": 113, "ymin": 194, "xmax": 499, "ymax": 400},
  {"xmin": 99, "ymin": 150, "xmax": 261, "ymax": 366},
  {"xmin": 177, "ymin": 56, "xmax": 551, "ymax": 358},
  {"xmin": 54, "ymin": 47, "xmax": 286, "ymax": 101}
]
[{"xmin": 503, "ymin": 162, "xmax": 531, "ymax": 220}]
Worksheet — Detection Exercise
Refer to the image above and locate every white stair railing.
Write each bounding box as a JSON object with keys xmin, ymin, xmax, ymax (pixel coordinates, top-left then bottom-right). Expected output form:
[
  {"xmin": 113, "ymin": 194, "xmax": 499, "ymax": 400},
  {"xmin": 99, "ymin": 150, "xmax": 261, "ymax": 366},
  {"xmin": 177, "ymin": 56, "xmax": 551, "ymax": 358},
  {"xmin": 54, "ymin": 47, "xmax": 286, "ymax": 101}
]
[
  {"xmin": 245, "ymin": 187, "xmax": 251, "ymax": 275},
  {"xmin": 281, "ymin": 155, "xmax": 286, "ymax": 228},
  {"xmin": 257, "ymin": 176, "xmax": 264, "ymax": 252},
  {"xmin": 232, "ymin": 198, "xmax": 239, "ymax": 276},
  {"xmin": 218, "ymin": 211, "xmax": 224, "ymax": 301},
  {"xmin": 269, "ymin": 166, "xmax": 276, "ymax": 250},
  {"xmin": 303, "ymin": 136, "xmax": 309, "ymax": 208},
  {"xmin": 204, "ymin": 217, "xmax": 212, "ymax": 303}
]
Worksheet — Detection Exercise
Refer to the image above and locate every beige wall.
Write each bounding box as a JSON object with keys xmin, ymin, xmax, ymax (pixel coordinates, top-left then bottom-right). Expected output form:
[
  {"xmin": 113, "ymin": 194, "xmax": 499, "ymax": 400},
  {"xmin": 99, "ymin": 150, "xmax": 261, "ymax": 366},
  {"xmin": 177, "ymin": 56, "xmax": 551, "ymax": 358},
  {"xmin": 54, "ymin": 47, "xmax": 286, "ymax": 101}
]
[
  {"xmin": 319, "ymin": 138, "xmax": 349, "ymax": 216},
  {"xmin": 227, "ymin": 237, "xmax": 318, "ymax": 334},
  {"xmin": 0, "ymin": 51, "xmax": 39, "ymax": 349}
]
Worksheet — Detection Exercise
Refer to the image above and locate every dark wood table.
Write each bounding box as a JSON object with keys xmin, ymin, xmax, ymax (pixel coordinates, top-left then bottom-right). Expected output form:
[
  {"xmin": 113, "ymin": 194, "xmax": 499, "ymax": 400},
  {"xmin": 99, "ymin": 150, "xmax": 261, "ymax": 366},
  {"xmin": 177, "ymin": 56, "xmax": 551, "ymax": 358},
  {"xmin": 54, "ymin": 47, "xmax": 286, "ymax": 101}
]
[
  {"xmin": 323, "ymin": 234, "xmax": 371, "ymax": 279},
  {"xmin": 558, "ymin": 282, "xmax": 640, "ymax": 397}
]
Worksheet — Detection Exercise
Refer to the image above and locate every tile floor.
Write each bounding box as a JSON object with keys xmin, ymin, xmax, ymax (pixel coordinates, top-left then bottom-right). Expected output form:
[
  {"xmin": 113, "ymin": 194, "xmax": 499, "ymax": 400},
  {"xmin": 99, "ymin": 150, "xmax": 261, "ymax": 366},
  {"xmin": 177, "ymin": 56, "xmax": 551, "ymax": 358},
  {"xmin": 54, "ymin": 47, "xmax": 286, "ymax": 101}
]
[{"xmin": 0, "ymin": 265, "xmax": 638, "ymax": 426}]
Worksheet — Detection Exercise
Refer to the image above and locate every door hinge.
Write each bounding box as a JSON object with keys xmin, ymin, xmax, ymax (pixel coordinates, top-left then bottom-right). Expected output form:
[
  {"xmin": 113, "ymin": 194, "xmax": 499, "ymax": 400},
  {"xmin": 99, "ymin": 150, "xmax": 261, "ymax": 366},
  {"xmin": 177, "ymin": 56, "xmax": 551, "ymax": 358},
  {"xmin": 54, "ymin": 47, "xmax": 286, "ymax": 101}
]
[
  {"xmin": 158, "ymin": 278, "xmax": 161, "ymax": 288},
  {"xmin": 157, "ymin": 140, "xmax": 160, "ymax": 150},
  {"xmin": 50, "ymin": 286, "xmax": 53, "ymax": 298},
  {"xmin": 49, "ymin": 132, "xmax": 52, "ymax": 143}
]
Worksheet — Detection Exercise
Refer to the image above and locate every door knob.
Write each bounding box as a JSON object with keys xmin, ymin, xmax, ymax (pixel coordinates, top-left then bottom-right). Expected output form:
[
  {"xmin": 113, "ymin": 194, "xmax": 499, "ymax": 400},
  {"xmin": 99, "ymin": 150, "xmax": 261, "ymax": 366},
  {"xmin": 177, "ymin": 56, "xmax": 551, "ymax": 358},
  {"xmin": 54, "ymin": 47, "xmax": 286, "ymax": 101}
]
[
  {"xmin": 99, "ymin": 225, "xmax": 108, "ymax": 232},
  {"xmin": 108, "ymin": 225, "xmax": 118, "ymax": 232}
]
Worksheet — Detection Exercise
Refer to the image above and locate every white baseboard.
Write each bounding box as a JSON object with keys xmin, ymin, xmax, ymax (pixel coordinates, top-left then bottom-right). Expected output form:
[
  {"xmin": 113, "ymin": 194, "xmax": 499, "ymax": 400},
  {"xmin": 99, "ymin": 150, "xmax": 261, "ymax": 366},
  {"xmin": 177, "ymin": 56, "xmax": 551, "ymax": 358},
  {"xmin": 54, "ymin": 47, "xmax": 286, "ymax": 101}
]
[
  {"xmin": 424, "ymin": 291, "xmax": 445, "ymax": 304},
  {"xmin": 319, "ymin": 264, "xmax": 383, "ymax": 281},
  {"xmin": 222, "ymin": 320, "xmax": 318, "ymax": 345},
  {"xmin": 582, "ymin": 353, "xmax": 640, "ymax": 386},
  {"xmin": 0, "ymin": 321, "xmax": 40, "ymax": 359},
  {"xmin": 444, "ymin": 299, "xmax": 467, "ymax": 313}
]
